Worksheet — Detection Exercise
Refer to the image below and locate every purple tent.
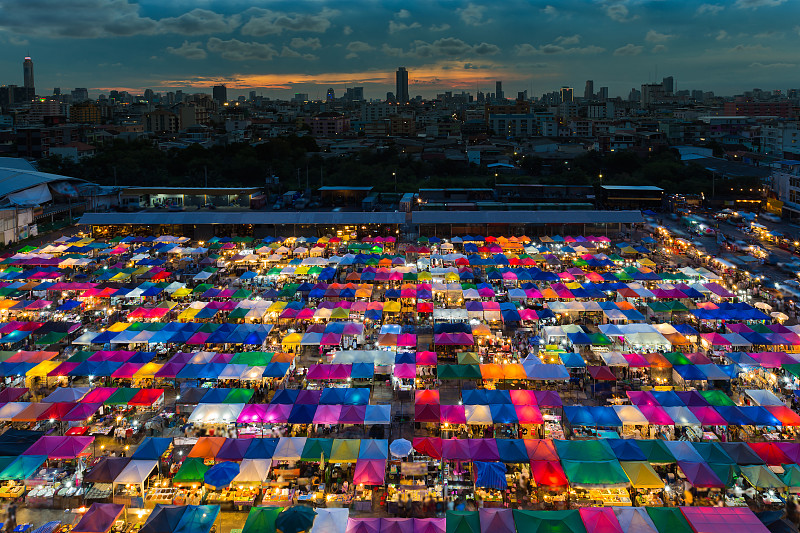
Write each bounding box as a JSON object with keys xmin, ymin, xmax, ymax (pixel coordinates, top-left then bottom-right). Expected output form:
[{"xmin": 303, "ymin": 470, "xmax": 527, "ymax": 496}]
[
  {"xmin": 24, "ymin": 436, "xmax": 94, "ymax": 459},
  {"xmin": 72, "ymin": 503, "xmax": 124, "ymax": 533},
  {"xmin": 62, "ymin": 403, "xmax": 102, "ymax": 422},
  {"xmin": 264, "ymin": 404, "xmax": 291, "ymax": 423},
  {"xmin": 440, "ymin": 405, "xmax": 467, "ymax": 425},
  {"xmin": 413, "ymin": 518, "xmax": 445, "ymax": 533},
  {"xmin": 479, "ymin": 509, "xmax": 515, "ymax": 533},
  {"xmin": 533, "ymin": 391, "xmax": 563, "ymax": 407},
  {"xmin": 442, "ymin": 439, "xmax": 471, "ymax": 461},
  {"xmin": 394, "ymin": 364, "xmax": 416, "ymax": 379},
  {"xmin": 339, "ymin": 405, "xmax": 366, "ymax": 425},
  {"xmin": 216, "ymin": 438, "xmax": 252, "ymax": 461},
  {"xmin": 346, "ymin": 518, "xmax": 381, "ymax": 533},
  {"xmin": 380, "ymin": 518, "xmax": 414, "ymax": 533},
  {"xmin": 468, "ymin": 439, "xmax": 500, "ymax": 462},
  {"xmin": 154, "ymin": 362, "xmax": 185, "ymax": 379},
  {"xmin": 296, "ymin": 390, "xmax": 322, "ymax": 404},
  {"xmin": 313, "ymin": 405, "xmax": 342, "ymax": 424}
]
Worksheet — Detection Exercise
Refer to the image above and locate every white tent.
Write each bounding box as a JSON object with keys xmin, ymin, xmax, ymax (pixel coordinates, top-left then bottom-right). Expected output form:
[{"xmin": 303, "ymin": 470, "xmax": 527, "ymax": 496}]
[
  {"xmin": 113, "ymin": 460, "xmax": 158, "ymax": 495},
  {"xmin": 464, "ymin": 405, "xmax": 493, "ymax": 425},
  {"xmin": 745, "ymin": 389, "xmax": 785, "ymax": 406},
  {"xmin": 332, "ymin": 350, "xmax": 395, "ymax": 366},
  {"xmin": 232, "ymin": 459, "xmax": 271, "ymax": 484},
  {"xmin": 187, "ymin": 403, "xmax": 245, "ymax": 424},
  {"xmin": 612, "ymin": 507, "xmax": 659, "ymax": 533},
  {"xmin": 272, "ymin": 437, "xmax": 307, "ymax": 461},
  {"xmin": 311, "ymin": 508, "xmax": 348, "ymax": 533},
  {"xmin": 613, "ymin": 405, "xmax": 649, "ymax": 426},
  {"xmin": 0, "ymin": 402, "xmax": 30, "ymax": 421}
]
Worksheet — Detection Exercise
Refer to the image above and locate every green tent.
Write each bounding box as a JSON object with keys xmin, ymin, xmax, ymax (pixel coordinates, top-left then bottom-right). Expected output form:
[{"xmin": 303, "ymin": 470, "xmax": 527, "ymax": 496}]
[
  {"xmin": 780, "ymin": 464, "xmax": 800, "ymax": 489},
  {"xmin": 34, "ymin": 332, "xmax": 67, "ymax": 346},
  {"xmin": 457, "ymin": 352, "xmax": 480, "ymax": 365},
  {"xmin": 750, "ymin": 323, "xmax": 773, "ymax": 334},
  {"xmin": 230, "ymin": 352, "xmax": 273, "ymax": 366},
  {"xmin": 636, "ymin": 440, "xmax": 676, "ymax": 464},
  {"xmin": 0, "ymin": 351, "xmax": 18, "ymax": 363},
  {"xmin": 192, "ymin": 283, "xmax": 213, "ymax": 294},
  {"xmin": 224, "ymin": 389, "xmax": 254, "ymax": 404},
  {"xmin": 104, "ymin": 388, "xmax": 141, "ymax": 405},
  {"xmin": 553, "ymin": 440, "xmax": 615, "ymax": 462},
  {"xmin": 512, "ymin": 510, "xmax": 587, "ymax": 533},
  {"xmin": 0, "ymin": 455, "xmax": 47, "ymax": 481},
  {"xmin": 648, "ymin": 302, "xmax": 671, "ymax": 314},
  {"xmin": 300, "ymin": 439, "xmax": 333, "ymax": 462},
  {"xmin": 589, "ymin": 332, "xmax": 612, "ymax": 345},
  {"xmin": 662, "ymin": 352, "xmax": 692, "ymax": 365},
  {"xmin": 67, "ymin": 350, "xmax": 95, "ymax": 363},
  {"xmin": 707, "ymin": 462, "xmax": 738, "ymax": 487},
  {"xmin": 645, "ymin": 507, "xmax": 693, "ymax": 533},
  {"xmin": 783, "ymin": 364, "xmax": 800, "ymax": 379},
  {"xmin": 560, "ymin": 460, "xmax": 629, "ymax": 487},
  {"xmin": 173, "ymin": 458, "xmax": 209, "ymax": 484},
  {"xmin": 232, "ymin": 289, "xmax": 252, "ymax": 300},
  {"xmin": 198, "ymin": 322, "xmax": 220, "ymax": 333},
  {"xmin": 446, "ymin": 510, "xmax": 480, "ymax": 533},
  {"xmin": 227, "ymin": 307, "xmax": 250, "ymax": 320},
  {"xmin": 699, "ymin": 389, "xmax": 736, "ymax": 406},
  {"xmin": 665, "ymin": 301, "xmax": 688, "ymax": 312},
  {"xmin": 692, "ymin": 442, "xmax": 735, "ymax": 465},
  {"xmin": 740, "ymin": 464, "xmax": 787, "ymax": 489}
]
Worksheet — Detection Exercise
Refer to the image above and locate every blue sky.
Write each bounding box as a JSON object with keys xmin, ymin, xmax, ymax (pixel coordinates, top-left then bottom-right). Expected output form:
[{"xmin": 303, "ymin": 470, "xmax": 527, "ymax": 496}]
[{"xmin": 0, "ymin": 0, "xmax": 797, "ymax": 99}]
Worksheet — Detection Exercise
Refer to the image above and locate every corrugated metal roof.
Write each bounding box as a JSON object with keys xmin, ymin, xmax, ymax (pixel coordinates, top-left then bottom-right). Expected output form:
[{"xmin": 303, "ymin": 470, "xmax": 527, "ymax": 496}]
[
  {"xmin": 0, "ymin": 166, "xmax": 84, "ymax": 198},
  {"xmin": 79, "ymin": 211, "xmax": 406, "ymax": 226},
  {"xmin": 411, "ymin": 210, "xmax": 644, "ymax": 224}
]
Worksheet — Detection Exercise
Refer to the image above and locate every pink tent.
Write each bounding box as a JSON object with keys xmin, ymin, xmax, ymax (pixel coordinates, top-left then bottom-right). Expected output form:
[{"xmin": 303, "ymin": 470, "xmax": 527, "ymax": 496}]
[
  {"xmin": 688, "ymin": 406, "xmax": 728, "ymax": 426},
  {"xmin": 307, "ymin": 365, "xmax": 331, "ymax": 380},
  {"xmin": 636, "ymin": 404, "xmax": 675, "ymax": 426},
  {"xmin": 580, "ymin": 507, "xmax": 623, "ymax": 533},
  {"xmin": 394, "ymin": 364, "xmax": 416, "ymax": 379},
  {"xmin": 509, "ymin": 390, "xmax": 537, "ymax": 405},
  {"xmin": 353, "ymin": 459, "xmax": 385, "ymax": 485},
  {"xmin": 679, "ymin": 506, "xmax": 769, "ymax": 533},
  {"xmin": 701, "ymin": 333, "xmax": 731, "ymax": 346},
  {"xmin": 237, "ymin": 404, "xmax": 268, "ymax": 424},
  {"xmin": 380, "ymin": 518, "xmax": 414, "ymax": 533},
  {"xmin": 413, "ymin": 518, "xmax": 446, "ymax": 533},
  {"xmin": 345, "ymin": 518, "xmax": 381, "ymax": 533},
  {"xmin": 313, "ymin": 405, "xmax": 342, "ymax": 424},
  {"xmin": 515, "ymin": 405, "xmax": 543, "ymax": 424},
  {"xmin": 263, "ymin": 404, "xmax": 292, "ymax": 424},
  {"xmin": 621, "ymin": 353, "xmax": 650, "ymax": 367},
  {"xmin": 397, "ymin": 334, "xmax": 417, "ymax": 347},
  {"xmin": 81, "ymin": 387, "xmax": 117, "ymax": 404},
  {"xmin": 439, "ymin": 405, "xmax": 467, "ymax": 425}
]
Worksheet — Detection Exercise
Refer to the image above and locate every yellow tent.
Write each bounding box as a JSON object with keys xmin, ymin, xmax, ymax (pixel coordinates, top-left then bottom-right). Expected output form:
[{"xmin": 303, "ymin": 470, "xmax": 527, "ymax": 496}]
[
  {"xmin": 26, "ymin": 360, "xmax": 60, "ymax": 378},
  {"xmin": 383, "ymin": 301, "xmax": 401, "ymax": 313},
  {"xmin": 638, "ymin": 258, "xmax": 656, "ymax": 267},
  {"xmin": 330, "ymin": 439, "xmax": 360, "ymax": 463},
  {"xmin": 106, "ymin": 321, "xmax": 131, "ymax": 332},
  {"xmin": 418, "ymin": 272, "xmax": 433, "ymax": 281},
  {"xmin": 281, "ymin": 333, "xmax": 303, "ymax": 348},
  {"xmin": 133, "ymin": 362, "xmax": 164, "ymax": 379},
  {"xmin": 177, "ymin": 308, "xmax": 201, "ymax": 321},
  {"xmin": 330, "ymin": 308, "xmax": 350, "ymax": 319},
  {"xmin": 620, "ymin": 461, "xmax": 664, "ymax": 489},
  {"xmin": 172, "ymin": 288, "xmax": 192, "ymax": 298}
]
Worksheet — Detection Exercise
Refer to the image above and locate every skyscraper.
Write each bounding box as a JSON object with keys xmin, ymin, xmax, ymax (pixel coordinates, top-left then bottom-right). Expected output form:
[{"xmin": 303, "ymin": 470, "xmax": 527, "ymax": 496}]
[
  {"xmin": 396, "ymin": 67, "xmax": 409, "ymax": 104},
  {"xmin": 22, "ymin": 57, "xmax": 34, "ymax": 100},
  {"xmin": 584, "ymin": 80, "xmax": 594, "ymax": 100},
  {"xmin": 598, "ymin": 87, "xmax": 609, "ymax": 101},
  {"xmin": 662, "ymin": 76, "xmax": 674, "ymax": 96},
  {"xmin": 326, "ymin": 88, "xmax": 335, "ymax": 102},
  {"xmin": 23, "ymin": 57, "xmax": 34, "ymax": 89},
  {"xmin": 560, "ymin": 86, "xmax": 573, "ymax": 103},
  {"xmin": 212, "ymin": 84, "xmax": 227, "ymax": 105},
  {"xmin": 495, "ymin": 81, "xmax": 504, "ymax": 101}
]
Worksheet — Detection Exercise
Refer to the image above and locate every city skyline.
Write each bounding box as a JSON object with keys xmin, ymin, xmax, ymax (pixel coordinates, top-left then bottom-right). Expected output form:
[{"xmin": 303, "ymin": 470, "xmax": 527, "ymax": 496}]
[{"xmin": 0, "ymin": 1, "xmax": 798, "ymax": 99}]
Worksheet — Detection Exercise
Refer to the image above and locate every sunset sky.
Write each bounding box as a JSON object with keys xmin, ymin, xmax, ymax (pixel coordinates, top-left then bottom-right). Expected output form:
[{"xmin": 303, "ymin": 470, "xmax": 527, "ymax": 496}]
[{"xmin": 0, "ymin": 0, "xmax": 797, "ymax": 99}]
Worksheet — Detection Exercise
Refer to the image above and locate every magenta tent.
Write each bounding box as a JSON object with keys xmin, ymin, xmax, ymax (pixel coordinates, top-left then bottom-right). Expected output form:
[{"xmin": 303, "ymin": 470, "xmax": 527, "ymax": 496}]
[
  {"xmin": 622, "ymin": 353, "xmax": 650, "ymax": 367},
  {"xmin": 237, "ymin": 404, "xmax": 268, "ymax": 424},
  {"xmin": 81, "ymin": 388, "xmax": 117, "ymax": 404},
  {"xmin": 580, "ymin": 507, "xmax": 623, "ymax": 533},
  {"xmin": 320, "ymin": 333, "xmax": 342, "ymax": 346},
  {"xmin": 515, "ymin": 405, "xmax": 544, "ymax": 424},
  {"xmin": 111, "ymin": 363, "xmax": 143, "ymax": 379},
  {"xmin": 72, "ymin": 503, "xmax": 125, "ymax": 533},
  {"xmin": 394, "ymin": 364, "xmax": 416, "ymax": 379},
  {"xmin": 588, "ymin": 366, "xmax": 616, "ymax": 381},
  {"xmin": 353, "ymin": 459, "xmax": 385, "ymax": 485},
  {"xmin": 416, "ymin": 352, "xmax": 437, "ymax": 365},
  {"xmin": 439, "ymin": 405, "xmax": 467, "ymax": 425},
  {"xmin": 627, "ymin": 391, "xmax": 657, "ymax": 406},
  {"xmin": 510, "ymin": 390, "xmax": 537, "ymax": 405},
  {"xmin": 313, "ymin": 405, "xmax": 342, "ymax": 424},
  {"xmin": 154, "ymin": 363, "xmax": 185, "ymax": 379},
  {"xmin": 637, "ymin": 404, "xmax": 675, "ymax": 426},
  {"xmin": 752, "ymin": 351, "xmax": 797, "ymax": 368},
  {"xmin": 679, "ymin": 506, "xmax": 769, "ymax": 533},
  {"xmin": 415, "ymin": 404, "xmax": 441, "ymax": 423},
  {"xmin": 48, "ymin": 362, "xmax": 79, "ymax": 376},
  {"xmin": 701, "ymin": 333, "xmax": 731, "ymax": 346},
  {"xmin": 397, "ymin": 334, "xmax": 417, "ymax": 347},
  {"xmin": 263, "ymin": 404, "xmax": 292, "ymax": 424},
  {"xmin": 688, "ymin": 406, "xmax": 728, "ymax": 426}
]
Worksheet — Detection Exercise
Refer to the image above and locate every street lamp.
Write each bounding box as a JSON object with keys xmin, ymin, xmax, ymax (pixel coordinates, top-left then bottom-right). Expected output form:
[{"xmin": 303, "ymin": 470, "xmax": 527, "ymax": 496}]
[{"xmin": 393, "ymin": 172, "xmax": 397, "ymax": 194}]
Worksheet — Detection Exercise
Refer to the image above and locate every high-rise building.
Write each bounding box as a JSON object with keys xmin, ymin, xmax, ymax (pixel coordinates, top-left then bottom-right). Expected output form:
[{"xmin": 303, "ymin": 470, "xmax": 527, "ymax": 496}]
[
  {"xmin": 396, "ymin": 67, "xmax": 409, "ymax": 103},
  {"xmin": 71, "ymin": 88, "xmax": 89, "ymax": 102},
  {"xmin": 495, "ymin": 81, "xmax": 504, "ymax": 101},
  {"xmin": 249, "ymin": 90, "xmax": 257, "ymax": 100},
  {"xmin": 640, "ymin": 83, "xmax": 666, "ymax": 107},
  {"xmin": 22, "ymin": 57, "xmax": 35, "ymax": 100},
  {"xmin": 326, "ymin": 88, "xmax": 335, "ymax": 102},
  {"xmin": 584, "ymin": 80, "xmax": 594, "ymax": 100},
  {"xmin": 662, "ymin": 76, "xmax": 674, "ymax": 96},
  {"xmin": 212, "ymin": 84, "xmax": 227, "ymax": 104},
  {"xmin": 560, "ymin": 86, "xmax": 573, "ymax": 103},
  {"xmin": 598, "ymin": 87, "xmax": 609, "ymax": 101}
]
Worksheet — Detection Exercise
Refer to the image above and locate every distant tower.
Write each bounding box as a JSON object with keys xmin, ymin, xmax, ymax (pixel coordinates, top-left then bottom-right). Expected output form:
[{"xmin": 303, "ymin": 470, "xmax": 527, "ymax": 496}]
[
  {"xmin": 560, "ymin": 86, "xmax": 573, "ymax": 103},
  {"xmin": 495, "ymin": 81, "xmax": 504, "ymax": 100},
  {"xmin": 584, "ymin": 80, "xmax": 594, "ymax": 100},
  {"xmin": 22, "ymin": 57, "xmax": 35, "ymax": 99},
  {"xmin": 662, "ymin": 76, "xmax": 674, "ymax": 96},
  {"xmin": 23, "ymin": 57, "xmax": 34, "ymax": 89},
  {"xmin": 326, "ymin": 87, "xmax": 335, "ymax": 102},
  {"xmin": 396, "ymin": 67, "xmax": 409, "ymax": 104}
]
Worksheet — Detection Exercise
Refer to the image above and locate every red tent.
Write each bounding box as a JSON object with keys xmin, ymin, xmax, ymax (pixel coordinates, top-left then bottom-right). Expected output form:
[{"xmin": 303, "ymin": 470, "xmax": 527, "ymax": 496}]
[{"xmin": 530, "ymin": 460, "xmax": 568, "ymax": 488}]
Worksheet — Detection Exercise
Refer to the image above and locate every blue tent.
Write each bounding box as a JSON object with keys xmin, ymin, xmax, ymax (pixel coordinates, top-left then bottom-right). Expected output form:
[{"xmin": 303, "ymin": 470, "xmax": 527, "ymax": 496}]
[
  {"xmin": 474, "ymin": 461, "xmax": 508, "ymax": 489},
  {"xmin": 132, "ymin": 437, "xmax": 172, "ymax": 460},
  {"xmin": 204, "ymin": 462, "xmax": 240, "ymax": 489},
  {"xmin": 244, "ymin": 438, "xmax": 279, "ymax": 459},
  {"xmin": 496, "ymin": 439, "xmax": 529, "ymax": 463},
  {"xmin": 174, "ymin": 505, "xmax": 220, "ymax": 533}
]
